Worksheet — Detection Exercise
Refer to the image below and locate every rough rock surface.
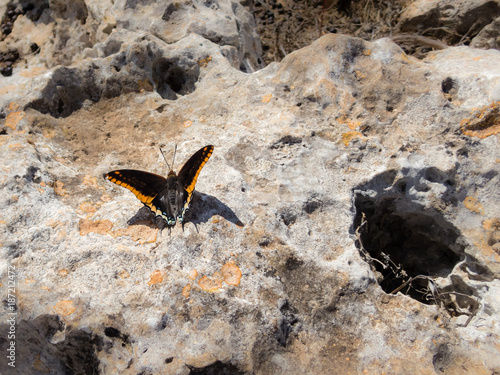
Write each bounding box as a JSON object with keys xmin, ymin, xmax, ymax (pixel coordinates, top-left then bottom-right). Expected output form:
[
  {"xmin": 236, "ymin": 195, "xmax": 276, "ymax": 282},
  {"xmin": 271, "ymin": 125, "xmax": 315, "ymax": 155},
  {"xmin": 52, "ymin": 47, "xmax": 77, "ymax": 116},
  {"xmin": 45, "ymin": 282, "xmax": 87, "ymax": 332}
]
[
  {"xmin": 400, "ymin": 0, "xmax": 500, "ymax": 46},
  {"xmin": 1, "ymin": 1, "xmax": 500, "ymax": 374},
  {"xmin": 471, "ymin": 15, "xmax": 500, "ymax": 50}
]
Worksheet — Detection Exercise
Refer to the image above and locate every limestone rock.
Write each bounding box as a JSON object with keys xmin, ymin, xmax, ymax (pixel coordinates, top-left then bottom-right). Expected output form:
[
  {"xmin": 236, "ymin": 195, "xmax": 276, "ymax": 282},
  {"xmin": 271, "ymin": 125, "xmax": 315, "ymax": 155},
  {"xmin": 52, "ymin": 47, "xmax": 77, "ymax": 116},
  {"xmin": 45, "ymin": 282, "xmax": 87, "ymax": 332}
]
[
  {"xmin": 400, "ymin": 0, "xmax": 500, "ymax": 44},
  {"xmin": 0, "ymin": 1, "xmax": 500, "ymax": 375},
  {"xmin": 0, "ymin": 0, "xmax": 262, "ymax": 75},
  {"xmin": 471, "ymin": 15, "xmax": 500, "ymax": 50}
]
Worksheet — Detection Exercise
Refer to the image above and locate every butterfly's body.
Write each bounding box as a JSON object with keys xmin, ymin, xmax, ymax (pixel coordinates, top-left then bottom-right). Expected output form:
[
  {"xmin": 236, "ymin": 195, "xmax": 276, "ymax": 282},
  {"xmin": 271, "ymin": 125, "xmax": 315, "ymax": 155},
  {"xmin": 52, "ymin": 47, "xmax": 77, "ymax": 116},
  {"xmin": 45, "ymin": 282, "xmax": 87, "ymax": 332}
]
[
  {"xmin": 154, "ymin": 173, "xmax": 189, "ymax": 225},
  {"xmin": 105, "ymin": 145, "xmax": 214, "ymax": 226}
]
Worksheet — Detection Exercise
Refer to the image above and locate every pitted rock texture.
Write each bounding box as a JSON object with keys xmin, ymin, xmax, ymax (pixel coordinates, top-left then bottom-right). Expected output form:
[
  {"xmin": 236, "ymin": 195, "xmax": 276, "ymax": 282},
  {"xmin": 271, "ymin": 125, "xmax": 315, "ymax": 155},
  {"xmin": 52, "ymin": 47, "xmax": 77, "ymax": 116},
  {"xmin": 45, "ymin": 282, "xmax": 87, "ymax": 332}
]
[
  {"xmin": 400, "ymin": 0, "xmax": 500, "ymax": 45},
  {"xmin": 0, "ymin": 0, "xmax": 262, "ymax": 74},
  {"xmin": 0, "ymin": 1, "xmax": 500, "ymax": 375},
  {"xmin": 471, "ymin": 15, "xmax": 500, "ymax": 50}
]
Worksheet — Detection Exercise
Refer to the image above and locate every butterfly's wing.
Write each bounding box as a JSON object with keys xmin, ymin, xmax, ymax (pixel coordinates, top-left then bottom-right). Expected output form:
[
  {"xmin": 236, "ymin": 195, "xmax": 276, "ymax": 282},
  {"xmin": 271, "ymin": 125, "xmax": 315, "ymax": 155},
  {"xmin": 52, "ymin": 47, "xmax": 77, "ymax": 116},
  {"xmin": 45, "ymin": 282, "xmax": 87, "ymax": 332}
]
[
  {"xmin": 105, "ymin": 145, "xmax": 213, "ymax": 225},
  {"xmin": 178, "ymin": 145, "xmax": 214, "ymax": 194},
  {"xmin": 105, "ymin": 170, "xmax": 166, "ymax": 206}
]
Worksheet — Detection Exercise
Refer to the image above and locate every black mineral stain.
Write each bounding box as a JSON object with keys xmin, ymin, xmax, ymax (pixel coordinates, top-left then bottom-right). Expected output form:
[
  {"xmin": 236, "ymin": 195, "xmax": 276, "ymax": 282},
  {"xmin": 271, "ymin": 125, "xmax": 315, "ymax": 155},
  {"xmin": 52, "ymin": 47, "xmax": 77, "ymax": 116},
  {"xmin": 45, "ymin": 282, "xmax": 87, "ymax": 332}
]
[{"xmin": 342, "ymin": 39, "xmax": 366, "ymax": 63}]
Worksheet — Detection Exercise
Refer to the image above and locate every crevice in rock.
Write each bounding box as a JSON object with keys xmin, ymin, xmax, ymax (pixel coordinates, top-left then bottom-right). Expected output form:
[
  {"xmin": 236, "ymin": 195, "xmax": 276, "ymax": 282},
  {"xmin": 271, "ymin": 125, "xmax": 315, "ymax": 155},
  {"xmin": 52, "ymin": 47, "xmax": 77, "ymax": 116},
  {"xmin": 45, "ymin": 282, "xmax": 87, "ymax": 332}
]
[
  {"xmin": 26, "ymin": 66, "xmax": 102, "ymax": 118},
  {"xmin": 0, "ymin": 314, "xmax": 101, "ymax": 374},
  {"xmin": 352, "ymin": 168, "xmax": 482, "ymax": 318},
  {"xmin": 152, "ymin": 57, "xmax": 198, "ymax": 100},
  {"xmin": 161, "ymin": 3, "xmax": 180, "ymax": 22},
  {"xmin": 441, "ymin": 77, "xmax": 454, "ymax": 94},
  {"xmin": 55, "ymin": 329, "xmax": 101, "ymax": 375},
  {"xmin": 278, "ymin": 207, "xmax": 297, "ymax": 227},
  {"xmin": 187, "ymin": 360, "xmax": 246, "ymax": 374},
  {"xmin": 25, "ymin": 48, "xmax": 202, "ymax": 117},
  {"xmin": 303, "ymin": 195, "xmax": 323, "ymax": 214},
  {"xmin": 270, "ymin": 135, "xmax": 302, "ymax": 149},
  {"xmin": 104, "ymin": 326, "xmax": 129, "ymax": 346},
  {"xmin": 0, "ymin": 48, "xmax": 19, "ymax": 77},
  {"xmin": 1, "ymin": 0, "xmax": 49, "ymax": 39},
  {"xmin": 276, "ymin": 299, "xmax": 298, "ymax": 347},
  {"xmin": 441, "ymin": 77, "xmax": 457, "ymax": 102}
]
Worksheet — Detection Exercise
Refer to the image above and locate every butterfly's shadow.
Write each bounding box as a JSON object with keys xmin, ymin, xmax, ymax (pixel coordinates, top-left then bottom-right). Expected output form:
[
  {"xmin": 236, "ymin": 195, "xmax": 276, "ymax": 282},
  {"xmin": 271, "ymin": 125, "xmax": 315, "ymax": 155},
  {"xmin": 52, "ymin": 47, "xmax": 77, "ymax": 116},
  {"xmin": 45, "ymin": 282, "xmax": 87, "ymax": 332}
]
[{"xmin": 128, "ymin": 191, "xmax": 244, "ymax": 230}]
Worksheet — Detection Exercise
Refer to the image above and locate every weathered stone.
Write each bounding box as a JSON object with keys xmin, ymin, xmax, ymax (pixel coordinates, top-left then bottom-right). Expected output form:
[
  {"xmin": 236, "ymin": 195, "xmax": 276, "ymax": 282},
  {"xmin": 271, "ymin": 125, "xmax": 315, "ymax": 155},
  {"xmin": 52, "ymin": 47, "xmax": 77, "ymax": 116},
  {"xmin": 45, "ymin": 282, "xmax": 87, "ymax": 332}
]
[
  {"xmin": 471, "ymin": 15, "xmax": 500, "ymax": 50},
  {"xmin": 400, "ymin": 0, "xmax": 500, "ymax": 44},
  {"xmin": 0, "ymin": 0, "xmax": 262, "ymax": 74},
  {"xmin": 0, "ymin": 2, "xmax": 499, "ymax": 375}
]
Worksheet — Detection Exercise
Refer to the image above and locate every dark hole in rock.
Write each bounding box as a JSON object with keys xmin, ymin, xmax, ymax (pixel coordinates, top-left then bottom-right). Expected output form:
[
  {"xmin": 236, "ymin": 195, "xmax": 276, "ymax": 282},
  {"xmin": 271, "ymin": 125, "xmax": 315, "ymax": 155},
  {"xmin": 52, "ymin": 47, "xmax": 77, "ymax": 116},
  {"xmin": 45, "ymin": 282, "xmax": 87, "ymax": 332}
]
[
  {"xmin": 1, "ymin": 66, "xmax": 12, "ymax": 76},
  {"xmin": 276, "ymin": 317, "xmax": 292, "ymax": 347},
  {"xmin": 441, "ymin": 77, "xmax": 454, "ymax": 94},
  {"xmin": 276, "ymin": 300, "xmax": 298, "ymax": 347},
  {"xmin": 203, "ymin": 0, "xmax": 218, "ymax": 10},
  {"xmin": 104, "ymin": 327, "xmax": 121, "ymax": 338},
  {"xmin": 278, "ymin": 208, "xmax": 297, "ymax": 226},
  {"xmin": 162, "ymin": 3, "xmax": 179, "ymax": 22},
  {"xmin": 26, "ymin": 66, "xmax": 101, "ymax": 118},
  {"xmin": 303, "ymin": 198, "xmax": 322, "ymax": 214},
  {"xmin": 22, "ymin": 0, "xmax": 49, "ymax": 22},
  {"xmin": 354, "ymin": 196, "xmax": 462, "ymax": 303},
  {"xmin": 165, "ymin": 66, "xmax": 187, "ymax": 92},
  {"xmin": 104, "ymin": 326, "xmax": 129, "ymax": 343},
  {"xmin": 1, "ymin": 1, "xmax": 48, "ymax": 37},
  {"xmin": 285, "ymin": 255, "xmax": 304, "ymax": 271},
  {"xmin": 30, "ymin": 42, "xmax": 39, "ymax": 53},
  {"xmin": 0, "ymin": 316, "xmax": 100, "ymax": 375},
  {"xmin": 27, "ymin": 52, "xmax": 200, "ymax": 117},
  {"xmin": 258, "ymin": 236, "xmax": 272, "ymax": 247},
  {"xmin": 188, "ymin": 360, "xmax": 246, "ymax": 375},
  {"xmin": 23, "ymin": 165, "xmax": 39, "ymax": 182},
  {"xmin": 270, "ymin": 135, "xmax": 302, "ymax": 149},
  {"xmin": 425, "ymin": 166, "xmax": 448, "ymax": 183},
  {"xmin": 0, "ymin": 48, "xmax": 19, "ymax": 76},
  {"xmin": 152, "ymin": 57, "xmax": 197, "ymax": 100},
  {"xmin": 352, "ymin": 170, "xmax": 467, "ymax": 310}
]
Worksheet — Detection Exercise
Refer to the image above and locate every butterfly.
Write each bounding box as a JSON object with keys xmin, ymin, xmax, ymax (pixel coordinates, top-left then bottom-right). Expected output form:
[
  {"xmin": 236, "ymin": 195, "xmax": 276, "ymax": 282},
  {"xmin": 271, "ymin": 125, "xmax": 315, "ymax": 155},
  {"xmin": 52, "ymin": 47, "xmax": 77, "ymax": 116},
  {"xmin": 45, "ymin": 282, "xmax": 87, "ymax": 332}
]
[{"xmin": 105, "ymin": 145, "xmax": 214, "ymax": 226}]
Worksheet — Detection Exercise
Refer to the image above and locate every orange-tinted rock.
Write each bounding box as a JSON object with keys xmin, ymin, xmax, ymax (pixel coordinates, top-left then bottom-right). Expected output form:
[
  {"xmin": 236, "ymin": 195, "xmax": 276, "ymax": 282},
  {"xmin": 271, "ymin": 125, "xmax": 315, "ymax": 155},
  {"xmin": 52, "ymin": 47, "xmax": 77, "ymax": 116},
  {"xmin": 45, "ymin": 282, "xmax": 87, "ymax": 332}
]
[
  {"xmin": 222, "ymin": 263, "xmax": 242, "ymax": 286},
  {"xmin": 53, "ymin": 300, "xmax": 76, "ymax": 316},
  {"xmin": 147, "ymin": 270, "xmax": 164, "ymax": 286}
]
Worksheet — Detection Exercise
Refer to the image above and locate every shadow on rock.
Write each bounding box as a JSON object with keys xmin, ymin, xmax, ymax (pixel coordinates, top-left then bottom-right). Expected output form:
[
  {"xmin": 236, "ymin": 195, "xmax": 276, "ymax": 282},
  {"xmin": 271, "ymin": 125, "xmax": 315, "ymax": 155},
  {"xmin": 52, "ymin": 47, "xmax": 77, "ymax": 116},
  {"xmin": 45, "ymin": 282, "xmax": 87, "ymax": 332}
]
[
  {"xmin": 128, "ymin": 191, "xmax": 244, "ymax": 230},
  {"xmin": 185, "ymin": 191, "xmax": 244, "ymax": 227},
  {"xmin": 0, "ymin": 314, "xmax": 101, "ymax": 375}
]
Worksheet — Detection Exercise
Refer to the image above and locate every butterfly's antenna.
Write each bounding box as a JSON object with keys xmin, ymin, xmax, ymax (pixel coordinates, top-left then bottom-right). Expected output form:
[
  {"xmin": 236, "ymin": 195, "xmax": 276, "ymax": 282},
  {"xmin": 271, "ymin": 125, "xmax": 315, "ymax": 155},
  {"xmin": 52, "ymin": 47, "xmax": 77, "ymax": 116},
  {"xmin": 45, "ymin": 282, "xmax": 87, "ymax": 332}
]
[
  {"xmin": 160, "ymin": 147, "xmax": 172, "ymax": 171},
  {"xmin": 171, "ymin": 144, "xmax": 177, "ymax": 171}
]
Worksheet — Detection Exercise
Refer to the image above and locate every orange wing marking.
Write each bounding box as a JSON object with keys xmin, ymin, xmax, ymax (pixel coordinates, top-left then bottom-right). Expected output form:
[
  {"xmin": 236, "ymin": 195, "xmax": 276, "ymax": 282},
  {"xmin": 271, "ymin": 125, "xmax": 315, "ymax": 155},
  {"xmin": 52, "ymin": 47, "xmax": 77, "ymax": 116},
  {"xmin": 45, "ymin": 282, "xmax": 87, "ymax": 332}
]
[
  {"xmin": 106, "ymin": 172, "xmax": 156, "ymax": 204},
  {"xmin": 184, "ymin": 147, "xmax": 213, "ymax": 194}
]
